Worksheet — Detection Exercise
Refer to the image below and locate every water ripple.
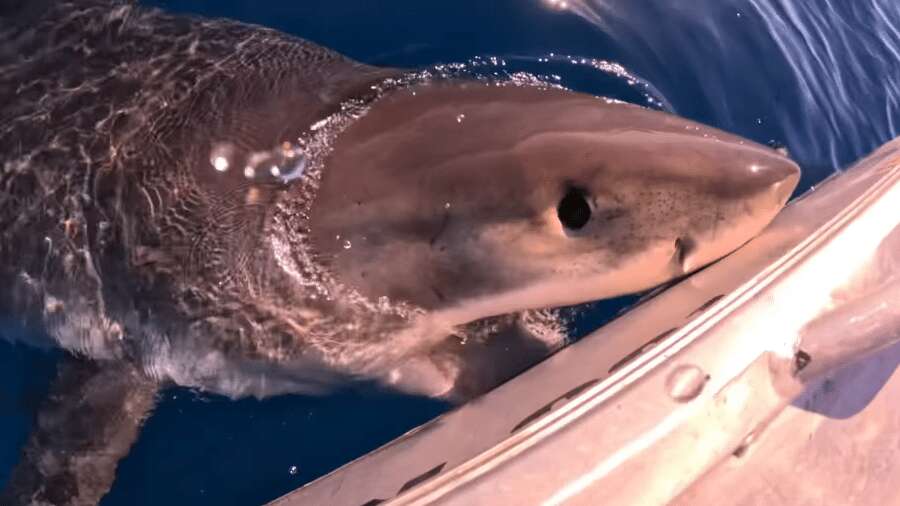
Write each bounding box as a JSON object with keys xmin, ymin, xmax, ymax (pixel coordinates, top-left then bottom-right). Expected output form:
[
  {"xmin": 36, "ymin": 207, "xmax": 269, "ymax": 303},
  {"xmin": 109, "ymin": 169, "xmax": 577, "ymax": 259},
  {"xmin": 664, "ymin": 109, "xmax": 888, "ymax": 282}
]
[{"xmin": 555, "ymin": 0, "xmax": 900, "ymax": 173}]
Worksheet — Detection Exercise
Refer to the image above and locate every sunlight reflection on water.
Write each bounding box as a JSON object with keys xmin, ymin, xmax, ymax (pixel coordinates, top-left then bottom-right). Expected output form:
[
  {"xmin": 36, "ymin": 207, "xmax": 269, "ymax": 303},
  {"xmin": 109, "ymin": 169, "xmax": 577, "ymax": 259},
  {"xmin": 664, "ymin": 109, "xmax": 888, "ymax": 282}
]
[{"xmin": 553, "ymin": 0, "xmax": 900, "ymax": 171}]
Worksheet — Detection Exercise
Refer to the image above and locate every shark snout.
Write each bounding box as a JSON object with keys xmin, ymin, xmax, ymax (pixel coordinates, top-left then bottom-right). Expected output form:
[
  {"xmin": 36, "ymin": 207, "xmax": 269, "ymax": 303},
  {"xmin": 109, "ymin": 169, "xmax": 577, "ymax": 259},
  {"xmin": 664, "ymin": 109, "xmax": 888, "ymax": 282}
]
[
  {"xmin": 669, "ymin": 145, "xmax": 800, "ymax": 276},
  {"xmin": 748, "ymin": 155, "xmax": 801, "ymax": 212},
  {"xmin": 772, "ymin": 174, "xmax": 798, "ymax": 205},
  {"xmin": 709, "ymin": 145, "xmax": 801, "ymax": 209},
  {"xmin": 750, "ymin": 156, "xmax": 800, "ymax": 199}
]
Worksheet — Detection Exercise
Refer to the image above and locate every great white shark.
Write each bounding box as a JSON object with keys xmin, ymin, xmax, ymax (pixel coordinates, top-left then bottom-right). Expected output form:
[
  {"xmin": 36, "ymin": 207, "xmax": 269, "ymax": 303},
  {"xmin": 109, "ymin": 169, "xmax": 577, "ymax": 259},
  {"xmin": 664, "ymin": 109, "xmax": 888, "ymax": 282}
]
[{"xmin": 0, "ymin": 1, "xmax": 799, "ymax": 504}]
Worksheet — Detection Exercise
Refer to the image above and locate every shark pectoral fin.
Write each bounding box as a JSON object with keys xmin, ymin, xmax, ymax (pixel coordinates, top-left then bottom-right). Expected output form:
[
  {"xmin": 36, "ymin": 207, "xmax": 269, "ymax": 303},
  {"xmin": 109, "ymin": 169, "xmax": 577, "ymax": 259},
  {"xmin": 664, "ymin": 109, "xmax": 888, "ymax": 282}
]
[
  {"xmin": 431, "ymin": 310, "xmax": 568, "ymax": 402},
  {"xmin": 2, "ymin": 355, "xmax": 158, "ymax": 506}
]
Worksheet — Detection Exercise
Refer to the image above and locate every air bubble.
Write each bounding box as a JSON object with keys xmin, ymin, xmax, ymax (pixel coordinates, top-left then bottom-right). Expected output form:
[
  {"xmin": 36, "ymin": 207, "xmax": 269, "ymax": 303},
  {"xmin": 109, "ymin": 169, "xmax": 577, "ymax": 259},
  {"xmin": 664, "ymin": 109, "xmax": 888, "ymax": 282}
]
[
  {"xmin": 289, "ymin": 465, "xmax": 299, "ymax": 475},
  {"xmin": 237, "ymin": 142, "xmax": 310, "ymax": 184},
  {"xmin": 212, "ymin": 156, "xmax": 229, "ymax": 172},
  {"xmin": 276, "ymin": 153, "xmax": 308, "ymax": 182},
  {"xmin": 343, "ymin": 240, "xmax": 352, "ymax": 250},
  {"xmin": 209, "ymin": 142, "xmax": 236, "ymax": 172}
]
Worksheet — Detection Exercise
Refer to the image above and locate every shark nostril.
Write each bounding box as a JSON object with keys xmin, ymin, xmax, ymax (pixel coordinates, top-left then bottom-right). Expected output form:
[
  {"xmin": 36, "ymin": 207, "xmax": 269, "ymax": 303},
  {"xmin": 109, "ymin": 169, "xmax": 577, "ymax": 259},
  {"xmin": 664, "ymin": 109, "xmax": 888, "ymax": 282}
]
[{"xmin": 674, "ymin": 236, "xmax": 697, "ymax": 271}]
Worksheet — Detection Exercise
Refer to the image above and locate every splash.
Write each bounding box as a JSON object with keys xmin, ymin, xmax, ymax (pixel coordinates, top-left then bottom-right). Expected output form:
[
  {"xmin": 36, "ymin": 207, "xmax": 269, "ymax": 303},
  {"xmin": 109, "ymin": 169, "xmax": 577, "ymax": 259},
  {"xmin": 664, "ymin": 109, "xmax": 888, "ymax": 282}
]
[
  {"xmin": 552, "ymin": 0, "xmax": 900, "ymax": 172},
  {"xmin": 461, "ymin": 53, "xmax": 670, "ymax": 111}
]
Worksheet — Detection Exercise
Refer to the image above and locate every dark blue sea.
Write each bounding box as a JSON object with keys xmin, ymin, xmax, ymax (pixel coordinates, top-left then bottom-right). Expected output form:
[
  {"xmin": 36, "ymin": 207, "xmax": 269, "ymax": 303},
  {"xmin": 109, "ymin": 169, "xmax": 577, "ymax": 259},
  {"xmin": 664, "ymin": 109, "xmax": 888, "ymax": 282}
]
[{"xmin": 2, "ymin": 0, "xmax": 899, "ymax": 504}]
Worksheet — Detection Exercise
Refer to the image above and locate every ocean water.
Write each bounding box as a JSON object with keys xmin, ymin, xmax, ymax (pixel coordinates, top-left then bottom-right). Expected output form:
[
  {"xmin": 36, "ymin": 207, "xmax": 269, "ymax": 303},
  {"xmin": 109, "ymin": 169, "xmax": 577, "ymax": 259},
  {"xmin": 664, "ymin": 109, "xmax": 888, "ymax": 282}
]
[{"xmin": 2, "ymin": 0, "xmax": 899, "ymax": 504}]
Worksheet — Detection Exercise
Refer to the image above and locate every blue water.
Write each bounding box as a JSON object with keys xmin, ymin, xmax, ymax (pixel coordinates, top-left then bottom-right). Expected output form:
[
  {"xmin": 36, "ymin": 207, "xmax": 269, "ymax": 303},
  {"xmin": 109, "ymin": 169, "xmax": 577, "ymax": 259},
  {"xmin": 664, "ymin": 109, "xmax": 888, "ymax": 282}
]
[{"xmin": 2, "ymin": 0, "xmax": 899, "ymax": 504}]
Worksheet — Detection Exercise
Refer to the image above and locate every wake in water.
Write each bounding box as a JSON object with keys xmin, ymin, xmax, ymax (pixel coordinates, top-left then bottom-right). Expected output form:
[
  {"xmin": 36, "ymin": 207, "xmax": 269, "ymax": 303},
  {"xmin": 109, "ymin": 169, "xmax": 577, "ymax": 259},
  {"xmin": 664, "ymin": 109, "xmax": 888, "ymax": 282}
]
[{"xmin": 549, "ymin": 0, "xmax": 900, "ymax": 177}]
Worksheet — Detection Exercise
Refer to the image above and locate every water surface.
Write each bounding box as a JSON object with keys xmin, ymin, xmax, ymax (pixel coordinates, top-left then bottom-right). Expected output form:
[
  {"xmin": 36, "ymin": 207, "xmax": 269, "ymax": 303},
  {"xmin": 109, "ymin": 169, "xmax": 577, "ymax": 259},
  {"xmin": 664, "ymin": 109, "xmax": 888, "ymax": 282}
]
[{"xmin": 2, "ymin": 1, "xmax": 899, "ymax": 504}]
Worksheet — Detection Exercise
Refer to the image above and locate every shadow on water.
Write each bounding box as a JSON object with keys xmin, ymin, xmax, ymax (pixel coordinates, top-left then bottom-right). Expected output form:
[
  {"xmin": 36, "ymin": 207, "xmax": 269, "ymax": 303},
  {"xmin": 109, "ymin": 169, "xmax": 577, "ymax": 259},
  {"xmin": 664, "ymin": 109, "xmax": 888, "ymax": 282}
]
[
  {"xmin": 0, "ymin": 341, "xmax": 60, "ymax": 490},
  {"xmin": 102, "ymin": 386, "xmax": 448, "ymax": 506}
]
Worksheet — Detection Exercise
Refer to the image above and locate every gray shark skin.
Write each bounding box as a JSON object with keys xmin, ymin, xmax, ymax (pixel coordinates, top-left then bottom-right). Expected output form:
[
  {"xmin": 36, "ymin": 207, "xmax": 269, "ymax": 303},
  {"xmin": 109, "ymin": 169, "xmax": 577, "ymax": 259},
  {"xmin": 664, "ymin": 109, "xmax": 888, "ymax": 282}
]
[{"xmin": 0, "ymin": 1, "xmax": 799, "ymax": 504}]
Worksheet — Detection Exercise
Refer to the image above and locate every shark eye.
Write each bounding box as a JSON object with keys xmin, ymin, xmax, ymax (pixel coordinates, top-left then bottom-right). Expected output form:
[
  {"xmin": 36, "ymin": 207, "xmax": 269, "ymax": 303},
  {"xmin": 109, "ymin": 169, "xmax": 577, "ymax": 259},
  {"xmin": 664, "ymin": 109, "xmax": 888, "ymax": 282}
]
[{"xmin": 557, "ymin": 187, "xmax": 591, "ymax": 230}]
